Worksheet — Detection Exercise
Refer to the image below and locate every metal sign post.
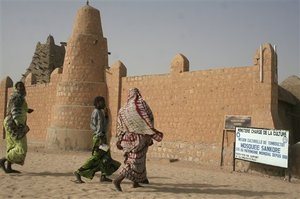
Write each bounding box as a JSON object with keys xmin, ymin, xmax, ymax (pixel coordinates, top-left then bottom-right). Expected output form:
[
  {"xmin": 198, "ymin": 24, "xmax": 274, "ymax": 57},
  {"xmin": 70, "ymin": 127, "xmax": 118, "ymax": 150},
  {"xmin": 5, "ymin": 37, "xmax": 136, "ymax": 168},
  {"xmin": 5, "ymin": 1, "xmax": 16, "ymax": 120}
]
[{"xmin": 220, "ymin": 115, "xmax": 251, "ymax": 167}]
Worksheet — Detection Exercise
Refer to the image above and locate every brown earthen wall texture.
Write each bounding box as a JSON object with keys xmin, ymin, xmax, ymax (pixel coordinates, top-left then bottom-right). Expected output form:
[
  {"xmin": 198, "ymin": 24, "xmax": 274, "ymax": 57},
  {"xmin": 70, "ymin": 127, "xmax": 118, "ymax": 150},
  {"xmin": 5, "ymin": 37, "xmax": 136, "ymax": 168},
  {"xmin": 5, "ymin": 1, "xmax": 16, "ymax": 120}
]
[
  {"xmin": 25, "ymin": 84, "xmax": 54, "ymax": 141},
  {"xmin": 117, "ymin": 66, "xmax": 257, "ymax": 143},
  {"xmin": 106, "ymin": 64, "xmax": 278, "ymax": 166},
  {"xmin": 105, "ymin": 70, "xmax": 118, "ymax": 139}
]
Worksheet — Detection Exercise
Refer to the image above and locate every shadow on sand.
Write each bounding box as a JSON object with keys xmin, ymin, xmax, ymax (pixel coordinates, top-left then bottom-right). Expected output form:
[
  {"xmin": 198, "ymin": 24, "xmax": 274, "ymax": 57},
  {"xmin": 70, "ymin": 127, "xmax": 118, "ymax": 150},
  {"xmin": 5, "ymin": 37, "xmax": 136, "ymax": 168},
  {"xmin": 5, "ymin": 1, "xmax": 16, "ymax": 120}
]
[
  {"xmin": 4, "ymin": 172, "xmax": 288, "ymax": 197},
  {"xmin": 19, "ymin": 171, "xmax": 74, "ymax": 177},
  {"xmin": 135, "ymin": 182, "xmax": 286, "ymax": 197}
]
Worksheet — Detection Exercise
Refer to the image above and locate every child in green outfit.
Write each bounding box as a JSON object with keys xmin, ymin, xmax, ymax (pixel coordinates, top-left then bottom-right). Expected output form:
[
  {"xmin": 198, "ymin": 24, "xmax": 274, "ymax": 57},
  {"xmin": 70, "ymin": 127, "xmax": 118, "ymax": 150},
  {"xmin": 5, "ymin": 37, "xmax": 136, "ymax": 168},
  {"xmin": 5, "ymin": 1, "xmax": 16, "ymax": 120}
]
[{"xmin": 73, "ymin": 96, "xmax": 120, "ymax": 183}]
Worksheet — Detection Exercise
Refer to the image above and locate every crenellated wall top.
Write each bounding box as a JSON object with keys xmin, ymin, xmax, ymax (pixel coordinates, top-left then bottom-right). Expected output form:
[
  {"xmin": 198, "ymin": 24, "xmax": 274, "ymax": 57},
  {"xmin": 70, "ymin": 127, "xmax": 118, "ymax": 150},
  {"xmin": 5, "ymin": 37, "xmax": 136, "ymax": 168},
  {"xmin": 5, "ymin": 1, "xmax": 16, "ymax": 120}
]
[
  {"xmin": 170, "ymin": 53, "xmax": 190, "ymax": 74},
  {"xmin": 0, "ymin": 76, "xmax": 13, "ymax": 89}
]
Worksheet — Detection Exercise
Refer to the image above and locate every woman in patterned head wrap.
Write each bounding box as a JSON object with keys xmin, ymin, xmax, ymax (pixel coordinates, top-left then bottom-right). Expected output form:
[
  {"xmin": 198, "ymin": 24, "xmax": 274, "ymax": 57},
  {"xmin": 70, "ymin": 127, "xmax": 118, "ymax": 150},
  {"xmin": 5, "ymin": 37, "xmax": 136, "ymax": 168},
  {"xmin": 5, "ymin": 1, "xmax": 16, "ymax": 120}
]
[
  {"xmin": 0, "ymin": 81, "xmax": 33, "ymax": 173},
  {"xmin": 113, "ymin": 88, "xmax": 163, "ymax": 192}
]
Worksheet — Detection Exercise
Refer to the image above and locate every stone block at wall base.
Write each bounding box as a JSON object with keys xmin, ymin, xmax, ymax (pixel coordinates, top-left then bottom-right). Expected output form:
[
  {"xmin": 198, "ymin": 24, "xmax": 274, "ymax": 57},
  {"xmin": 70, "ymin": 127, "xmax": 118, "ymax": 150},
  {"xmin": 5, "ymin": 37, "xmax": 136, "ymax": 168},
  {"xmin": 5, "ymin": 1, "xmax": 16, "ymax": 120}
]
[{"xmin": 46, "ymin": 127, "xmax": 92, "ymax": 150}]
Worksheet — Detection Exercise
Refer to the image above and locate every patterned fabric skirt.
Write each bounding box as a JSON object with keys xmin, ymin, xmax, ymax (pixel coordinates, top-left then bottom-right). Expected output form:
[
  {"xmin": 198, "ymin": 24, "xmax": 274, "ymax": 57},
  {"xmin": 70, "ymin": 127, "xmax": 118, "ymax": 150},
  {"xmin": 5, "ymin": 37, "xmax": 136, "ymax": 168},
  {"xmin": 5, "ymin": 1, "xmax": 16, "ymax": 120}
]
[{"xmin": 119, "ymin": 132, "xmax": 152, "ymax": 182}]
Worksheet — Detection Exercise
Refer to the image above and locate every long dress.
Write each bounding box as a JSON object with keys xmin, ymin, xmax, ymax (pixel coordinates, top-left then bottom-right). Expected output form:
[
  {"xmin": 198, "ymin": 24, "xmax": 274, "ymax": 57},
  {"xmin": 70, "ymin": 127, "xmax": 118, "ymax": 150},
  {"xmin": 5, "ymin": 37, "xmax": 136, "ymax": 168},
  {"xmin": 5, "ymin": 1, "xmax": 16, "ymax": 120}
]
[
  {"xmin": 3, "ymin": 92, "xmax": 29, "ymax": 165},
  {"xmin": 116, "ymin": 88, "xmax": 163, "ymax": 182},
  {"xmin": 118, "ymin": 132, "xmax": 153, "ymax": 182}
]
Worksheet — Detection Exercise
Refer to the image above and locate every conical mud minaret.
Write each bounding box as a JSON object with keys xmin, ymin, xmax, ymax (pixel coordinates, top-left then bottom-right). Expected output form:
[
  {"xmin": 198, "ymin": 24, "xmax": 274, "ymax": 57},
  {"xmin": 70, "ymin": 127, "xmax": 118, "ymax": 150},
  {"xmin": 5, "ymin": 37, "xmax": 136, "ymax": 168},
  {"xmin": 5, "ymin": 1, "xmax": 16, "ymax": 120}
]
[{"xmin": 46, "ymin": 4, "xmax": 108, "ymax": 150}]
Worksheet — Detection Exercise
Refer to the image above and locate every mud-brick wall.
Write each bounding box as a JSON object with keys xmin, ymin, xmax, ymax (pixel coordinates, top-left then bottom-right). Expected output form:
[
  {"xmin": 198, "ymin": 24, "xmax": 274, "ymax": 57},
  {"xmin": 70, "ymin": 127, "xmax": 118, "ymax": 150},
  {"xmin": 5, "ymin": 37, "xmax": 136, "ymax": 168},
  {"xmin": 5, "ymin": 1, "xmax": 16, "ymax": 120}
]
[
  {"xmin": 105, "ymin": 61, "xmax": 127, "ymax": 141},
  {"xmin": 112, "ymin": 66, "xmax": 257, "ymax": 166},
  {"xmin": 110, "ymin": 44, "xmax": 278, "ymax": 167},
  {"xmin": 0, "ymin": 77, "xmax": 14, "ymax": 138},
  {"xmin": 24, "ymin": 85, "xmax": 56, "ymax": 141}
]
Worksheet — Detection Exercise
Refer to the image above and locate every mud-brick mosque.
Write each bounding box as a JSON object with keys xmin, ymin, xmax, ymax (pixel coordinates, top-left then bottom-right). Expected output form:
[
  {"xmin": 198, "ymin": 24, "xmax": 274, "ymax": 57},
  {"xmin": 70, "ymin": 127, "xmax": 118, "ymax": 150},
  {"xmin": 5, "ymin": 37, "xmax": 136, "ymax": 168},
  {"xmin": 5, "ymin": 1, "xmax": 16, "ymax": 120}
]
[{"xmin": 0, "ymin": 2, "xmax": 299, "ymax": 177}]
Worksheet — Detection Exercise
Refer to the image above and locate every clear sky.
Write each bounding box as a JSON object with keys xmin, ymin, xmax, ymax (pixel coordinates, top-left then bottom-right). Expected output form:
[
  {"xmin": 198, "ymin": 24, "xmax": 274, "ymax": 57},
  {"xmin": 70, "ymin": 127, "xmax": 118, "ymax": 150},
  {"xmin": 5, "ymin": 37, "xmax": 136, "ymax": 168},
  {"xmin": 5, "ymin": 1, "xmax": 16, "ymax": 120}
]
[{"xmin": 0, "ymin": 0, "xmax": 299, "ymax": 84}]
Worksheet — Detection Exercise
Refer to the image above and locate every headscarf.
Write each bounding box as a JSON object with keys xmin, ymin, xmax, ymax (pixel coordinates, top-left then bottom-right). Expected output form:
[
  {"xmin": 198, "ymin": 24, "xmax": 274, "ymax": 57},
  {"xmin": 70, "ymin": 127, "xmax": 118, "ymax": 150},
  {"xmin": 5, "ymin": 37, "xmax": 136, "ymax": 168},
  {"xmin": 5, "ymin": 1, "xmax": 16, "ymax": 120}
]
[{"xmin": 117, "ymin": 88, "xmax": 163, "ymax": 141}]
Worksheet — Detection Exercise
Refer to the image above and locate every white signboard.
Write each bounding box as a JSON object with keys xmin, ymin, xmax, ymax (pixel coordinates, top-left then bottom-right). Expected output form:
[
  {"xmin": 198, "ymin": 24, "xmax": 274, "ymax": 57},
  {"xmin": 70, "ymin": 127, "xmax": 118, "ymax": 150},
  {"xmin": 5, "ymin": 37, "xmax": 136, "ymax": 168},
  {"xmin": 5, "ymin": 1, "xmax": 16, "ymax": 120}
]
[{"xmin": 235, "ymin": 127, "xmax": 289, "ymax": 168}]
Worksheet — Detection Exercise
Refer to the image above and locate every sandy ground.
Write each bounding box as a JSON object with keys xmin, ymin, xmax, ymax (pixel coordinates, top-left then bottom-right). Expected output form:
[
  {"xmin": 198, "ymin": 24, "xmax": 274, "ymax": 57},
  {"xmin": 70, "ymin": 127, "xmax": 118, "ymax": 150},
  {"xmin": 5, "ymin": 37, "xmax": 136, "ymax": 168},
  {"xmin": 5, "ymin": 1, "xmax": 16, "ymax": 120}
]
[{"xmin": 0, "ymin": 141, "xmax": 299, "ymax": 199}]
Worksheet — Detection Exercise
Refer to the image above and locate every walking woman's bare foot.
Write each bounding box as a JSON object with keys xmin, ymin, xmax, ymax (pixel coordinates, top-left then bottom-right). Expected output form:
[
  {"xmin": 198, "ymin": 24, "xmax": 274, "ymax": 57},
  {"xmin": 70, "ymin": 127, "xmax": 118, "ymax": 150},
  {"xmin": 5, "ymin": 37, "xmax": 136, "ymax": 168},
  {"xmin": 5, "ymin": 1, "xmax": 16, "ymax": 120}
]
[
  {"xmin": 73, "ymin": 171, "xmax": 85, "ymax": 183},
  {"xmin": 0, "ymin": 158, "xmax": 7, "ymax": 173},
  {"xmin": 113, "ymin": 180, "xmax": 122, "ymax": 192},
  {"xmin": 132, "ymin": 182, "xmax": 143, "ymax": 188}
]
